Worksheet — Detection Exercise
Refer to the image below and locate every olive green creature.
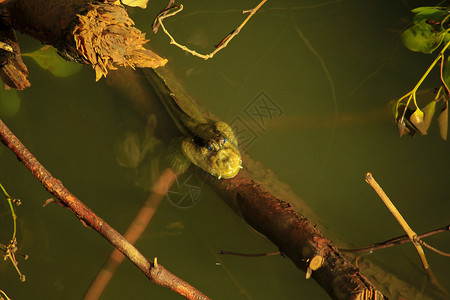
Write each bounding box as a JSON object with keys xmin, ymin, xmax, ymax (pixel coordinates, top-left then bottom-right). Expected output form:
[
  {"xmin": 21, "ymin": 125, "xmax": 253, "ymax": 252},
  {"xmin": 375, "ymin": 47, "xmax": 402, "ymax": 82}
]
[{"xmin": 143, "ymin": 67, "xmax": 242, "ymax": 179}]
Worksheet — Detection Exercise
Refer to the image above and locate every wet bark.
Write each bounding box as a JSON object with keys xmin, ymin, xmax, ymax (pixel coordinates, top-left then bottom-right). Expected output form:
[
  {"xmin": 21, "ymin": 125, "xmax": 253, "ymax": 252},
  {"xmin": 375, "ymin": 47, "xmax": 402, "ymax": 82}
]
[{"xmin": 108, "ymin": 68, "xmax": 386, "ymax": 300}]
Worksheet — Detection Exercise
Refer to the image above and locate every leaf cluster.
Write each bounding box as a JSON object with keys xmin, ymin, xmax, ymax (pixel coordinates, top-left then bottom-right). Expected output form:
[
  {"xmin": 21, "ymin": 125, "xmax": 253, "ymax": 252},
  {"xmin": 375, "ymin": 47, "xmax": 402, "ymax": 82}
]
[
  {"xmin": 392, "ymin": 7, "xmax": 449, "ymax": 139},
  {"xmin": 401, "ymin": 7, "xmax": 450, "ymax": 54}
]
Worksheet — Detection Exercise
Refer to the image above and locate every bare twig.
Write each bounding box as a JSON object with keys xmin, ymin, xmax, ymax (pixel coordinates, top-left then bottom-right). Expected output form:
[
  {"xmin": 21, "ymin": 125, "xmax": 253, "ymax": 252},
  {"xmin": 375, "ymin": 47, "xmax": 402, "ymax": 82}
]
[
  {"xmin": 152, "ymin": 0, "xmax": 176, "ymax": 33},
  {"xmin": 0, "ymin": 117, "xmax": 209, "ymax": 300},
  {"xmin": 340, "ymin": 225, "xmax": 450, "ymax": 254},
  {"xmin": 419, "ymin": 239, "xmax": 450, "ymax": 257},
  {"xmin": 154, "ymin": 0, "xmax": 267, "ymax": 60},
  {"xmin": 365, "ymin": 172, "xmax": 448, "ymax": 296}
]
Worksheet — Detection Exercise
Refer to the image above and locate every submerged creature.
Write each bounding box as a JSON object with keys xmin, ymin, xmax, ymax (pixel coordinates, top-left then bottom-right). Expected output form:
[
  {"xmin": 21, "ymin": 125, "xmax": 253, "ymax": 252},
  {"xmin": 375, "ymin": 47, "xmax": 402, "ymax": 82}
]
[{"xmin": 143, "ymin": 67, "xmax": 242, "ymax": 179}]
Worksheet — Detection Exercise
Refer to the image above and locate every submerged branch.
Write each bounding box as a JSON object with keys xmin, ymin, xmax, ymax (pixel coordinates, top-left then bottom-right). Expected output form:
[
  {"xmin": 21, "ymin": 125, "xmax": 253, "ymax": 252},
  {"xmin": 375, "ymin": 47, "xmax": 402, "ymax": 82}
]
[{"xmin": 109, "ymin": 67, "xmax": 386, "ymax": 299}]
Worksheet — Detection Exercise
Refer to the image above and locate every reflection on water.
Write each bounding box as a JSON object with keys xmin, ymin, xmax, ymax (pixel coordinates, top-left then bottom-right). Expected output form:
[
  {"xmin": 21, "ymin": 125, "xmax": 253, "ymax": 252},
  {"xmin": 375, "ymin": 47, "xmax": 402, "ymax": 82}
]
[{"xmin": 1, "ymin": 0, "xmax": 449, "ymax": 299}]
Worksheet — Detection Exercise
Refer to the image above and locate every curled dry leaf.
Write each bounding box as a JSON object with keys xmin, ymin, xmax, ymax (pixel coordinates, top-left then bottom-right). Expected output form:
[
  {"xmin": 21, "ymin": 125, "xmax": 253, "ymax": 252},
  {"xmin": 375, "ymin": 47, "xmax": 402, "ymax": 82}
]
[{"xmin": 397, "ymin": 117, "xmax": 411, "ymax": 137}]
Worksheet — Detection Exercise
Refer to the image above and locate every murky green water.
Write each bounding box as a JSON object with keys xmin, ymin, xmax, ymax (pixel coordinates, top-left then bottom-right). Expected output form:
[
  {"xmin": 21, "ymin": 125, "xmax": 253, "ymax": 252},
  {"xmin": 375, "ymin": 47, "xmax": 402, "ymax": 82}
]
[{"xmin": 1, "ymin": 0, "xmax": 449, "ymax": 299}]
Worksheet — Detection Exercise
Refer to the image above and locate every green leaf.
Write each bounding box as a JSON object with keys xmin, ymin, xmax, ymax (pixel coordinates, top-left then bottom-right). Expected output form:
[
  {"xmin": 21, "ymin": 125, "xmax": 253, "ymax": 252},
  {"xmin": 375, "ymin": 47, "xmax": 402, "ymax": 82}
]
[
  {"xmin": 442, "ymin": 33, "xmax": 450, "ymax": 45},
  {"xmin": 437, "ymin": 102, "xmax": 448, "ymax": 140},
  {"xmin": 22, "ymin": 46, "xmax": 82, "ymax": 78},
  {"xmin": 412, "ymin": 7, "xmax": 448, "ymax": 24},
  {"xmin": 410, "ymin": 108, "xmax": 427, "ymax": 135},
  {"xmin": 422, "ymin": 100, "xmax": 436, "ymax": 132},
  {"xmin": 390, "ymin": 99, "xmax": 400, "ymax": 119},
  {"xmin": 0, "ymin": 87, "xmax": 21, "ymax": 118},
  {"xmin": 401, "ymin": 22, "xmax": 441, "ymax": 53}
]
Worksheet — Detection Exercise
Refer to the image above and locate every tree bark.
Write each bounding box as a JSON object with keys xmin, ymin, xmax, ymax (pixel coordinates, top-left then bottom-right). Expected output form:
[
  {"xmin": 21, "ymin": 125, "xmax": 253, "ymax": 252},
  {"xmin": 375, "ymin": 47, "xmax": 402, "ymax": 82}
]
[
  {"xmin": 0, "ymin": 0, "xmax": 166, "ymax": 84},
  {"xmin": 108, "ymin": 67, "xmax": 386, "ymax": 299}
]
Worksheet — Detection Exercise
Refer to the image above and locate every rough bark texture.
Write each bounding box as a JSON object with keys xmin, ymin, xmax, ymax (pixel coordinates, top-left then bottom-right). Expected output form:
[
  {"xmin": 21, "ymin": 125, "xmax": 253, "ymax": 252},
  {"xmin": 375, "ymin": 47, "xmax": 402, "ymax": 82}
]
[
  {"xmin": 0, "ymin": 21, "xmax": 30, "ymax": 89},
  {"xmin": 196, "ymin": 165, "xmax": 383, "ymax": 299},
  {"xmin": 0, "ymin": 0, "xmax": 166, "ymax": 83}
]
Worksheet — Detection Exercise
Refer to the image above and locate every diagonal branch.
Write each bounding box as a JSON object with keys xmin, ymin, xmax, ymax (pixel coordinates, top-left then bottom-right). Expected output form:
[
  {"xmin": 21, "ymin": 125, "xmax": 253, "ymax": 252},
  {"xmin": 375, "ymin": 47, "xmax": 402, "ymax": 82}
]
[{"xmin": 0, "ymin": 118, "xmax": 209, "ymax": 300}]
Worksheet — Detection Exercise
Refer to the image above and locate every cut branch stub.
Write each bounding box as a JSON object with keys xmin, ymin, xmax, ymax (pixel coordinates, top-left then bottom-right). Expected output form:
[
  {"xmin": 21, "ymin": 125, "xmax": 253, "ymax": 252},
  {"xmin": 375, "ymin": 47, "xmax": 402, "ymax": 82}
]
[
  {"xmin": 1, "ymin": 0, "xmax": 167, "ymax": 82},
  {"xmin": 71, "ymin": 3, "xmax": 167, "ymax": 80}
]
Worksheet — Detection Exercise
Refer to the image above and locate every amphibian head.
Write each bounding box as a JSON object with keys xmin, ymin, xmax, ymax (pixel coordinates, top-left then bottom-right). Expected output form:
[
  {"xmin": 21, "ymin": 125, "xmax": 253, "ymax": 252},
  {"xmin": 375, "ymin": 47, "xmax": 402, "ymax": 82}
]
[{"xmin": 182, "ymin": 121, "xmax": 242, "ymax": 179}]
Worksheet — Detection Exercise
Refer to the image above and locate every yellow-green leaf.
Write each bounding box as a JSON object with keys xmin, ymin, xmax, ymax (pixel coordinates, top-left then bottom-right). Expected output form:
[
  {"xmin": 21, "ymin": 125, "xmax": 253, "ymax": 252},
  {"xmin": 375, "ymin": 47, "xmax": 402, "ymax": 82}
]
[
  {"xmin": 437, "ymin": 102, "xmax": 448, "ymax": 140},
  {"xmin": 121, "ymin": 0, "xmax": 148, "ymax": 9},
  {"xmin": 422, "ymin": 100, "xmax": 436, "ymax": 132},
  {"xmin": 401, "ymin": 22, "xmax": 441, "ymax": 54},
  {"xmin": 390, "ymin": 99, "xmax": 400, "ymax": 120},
  {"xmin": 409, "ymin": 108, "xmax": 427, "ymax": 135},
  {"xmin": 22, "ymin": 46, "xmax": 82, "ymax": 78}
]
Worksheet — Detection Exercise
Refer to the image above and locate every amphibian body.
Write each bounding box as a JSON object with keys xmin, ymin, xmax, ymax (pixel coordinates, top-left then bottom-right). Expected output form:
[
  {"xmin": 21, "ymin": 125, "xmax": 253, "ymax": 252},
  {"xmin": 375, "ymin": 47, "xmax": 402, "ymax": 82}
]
[{"xmin": 143, "ymin": 67, "xmax": 242, "ymax": 179}]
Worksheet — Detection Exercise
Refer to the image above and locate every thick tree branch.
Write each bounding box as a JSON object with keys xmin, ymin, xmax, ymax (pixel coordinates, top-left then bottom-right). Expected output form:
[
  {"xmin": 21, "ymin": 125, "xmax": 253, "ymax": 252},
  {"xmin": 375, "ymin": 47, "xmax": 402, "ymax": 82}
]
[
  {"xmin": 0, "ymin": 118, "xmax": 209, "ymax": 300},
  {"xmin": 196, "ymin": 162, "xmax": 381, "ymax": 299},
  {"xmin": 0, "ymin": 0, "xmax": 166, "ymax": 83},
  {"xmin": 108, "ymin": 67, "xmax": 386, "ymax": 299}
]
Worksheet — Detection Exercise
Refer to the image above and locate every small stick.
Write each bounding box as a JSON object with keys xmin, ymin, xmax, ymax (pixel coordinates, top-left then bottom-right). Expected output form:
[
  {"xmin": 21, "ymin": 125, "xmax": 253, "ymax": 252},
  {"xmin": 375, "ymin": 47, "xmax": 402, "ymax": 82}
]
[
  {"xmin": 154, "ymin": 0, "xmax": 267, "ymax": 60},
  {"xmin": 152, "ymin": 0, "xmax": 175, "ymax": 33},
  {"xmin": 365, "ymin": 172, "xmax": 448, "ymax": 295},
  {"xmin": 340, "ymin": 225, "xmax": 450, "ymax": 254}
]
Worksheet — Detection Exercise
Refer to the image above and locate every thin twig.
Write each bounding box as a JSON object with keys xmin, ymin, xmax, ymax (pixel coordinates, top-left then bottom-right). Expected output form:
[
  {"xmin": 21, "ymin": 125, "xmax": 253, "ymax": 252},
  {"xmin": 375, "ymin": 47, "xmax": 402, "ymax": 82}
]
[
  {"xmin": 419, "ymin": 239, "xmax": 450, "ymax": 257},
  {"xmin": 0, "ymin": 117, "xmax": 209, "ymax": 300},
  {"xmin": 152, "ymin": 0, "xmax": 175, "ymax": 33},
  {"xmin": 0, "ymin": 289, "xmax": 12, "ymax": 300},
  {"xmin": 340, "ymin": 225, "xmax": 450, "ymax": 254},
  {"xmin": 155, "ymin": 0, "xmax": 267, "ymax": 60},
  {"xmin": 365, "ymin": 172, "xmax": 448, "ymax": 296}
]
